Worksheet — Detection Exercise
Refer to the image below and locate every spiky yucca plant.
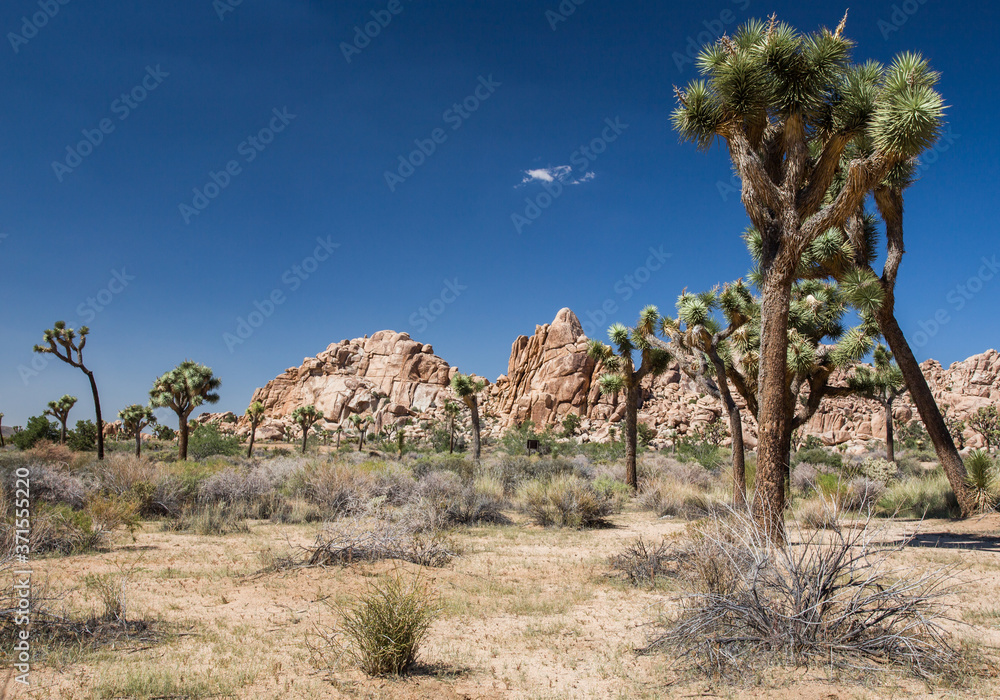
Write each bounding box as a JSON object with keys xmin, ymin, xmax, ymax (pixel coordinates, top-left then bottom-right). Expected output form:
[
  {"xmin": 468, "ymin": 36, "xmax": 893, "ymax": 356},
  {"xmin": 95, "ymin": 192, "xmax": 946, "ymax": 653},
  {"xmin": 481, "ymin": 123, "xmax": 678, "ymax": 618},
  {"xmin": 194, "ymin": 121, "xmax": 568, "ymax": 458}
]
[
  {"xmin": 587, "ymin": 319, "xmax": 671, "ymax": 490},
  {"xmin": 451, "ymin": 373, "xmax": 486, "ymax": 461},
  {"xmin": 45, "ymin": 394, "xmax": 78, "ymax": 445},
  {"xmin": 34, "ymin": 322, "xmax": 106, "ymax": 459},
  {"xmin": 245, "ymin": 400, "xmax": 265, "ymax": 458},
  {"xmin": 672, "ymin": 14, "xmax": 947, "ymax": 535},
  {"xmin": 291, "ymin": 405, "xmax": 324, "ymax": 455},
  {"xmin": 964, "ymin": 450, "xmax": 998, "ymax": 514},
  {"xmin": 119, "ymin": 404, "xmax": 157, "ymax": 458},
  {"xmin": 149, "ymin": 361, "xmax": 221, "ymax": 461}
]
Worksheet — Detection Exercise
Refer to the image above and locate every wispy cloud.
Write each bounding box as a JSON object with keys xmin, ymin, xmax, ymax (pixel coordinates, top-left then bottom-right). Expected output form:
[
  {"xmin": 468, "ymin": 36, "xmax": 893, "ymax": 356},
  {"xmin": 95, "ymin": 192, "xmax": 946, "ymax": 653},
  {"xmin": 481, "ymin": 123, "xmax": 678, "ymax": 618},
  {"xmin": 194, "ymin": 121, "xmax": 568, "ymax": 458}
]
[{"xmin": 519, "ymin": 165, "xmax": 595, "ymax": 186}]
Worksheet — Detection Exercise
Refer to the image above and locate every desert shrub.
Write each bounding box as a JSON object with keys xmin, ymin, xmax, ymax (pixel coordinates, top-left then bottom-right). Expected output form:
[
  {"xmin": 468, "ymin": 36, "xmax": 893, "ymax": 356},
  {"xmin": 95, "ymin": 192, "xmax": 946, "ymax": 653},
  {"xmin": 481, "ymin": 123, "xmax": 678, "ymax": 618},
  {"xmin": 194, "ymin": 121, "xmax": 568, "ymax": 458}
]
[
  {"xmin": 5, "ymin": 495, "xmax": 137, "ymax": 556},
  {"xmin": 7, "ymin": 463, "xmax": 90, "ymax": 508},
  {"xmin": 517, "ymin": 474, "xmax": 618, "ymax": 528},
  {"xmin": 641, "ymin": 454, "xmax": 712, "ymax": 489},
  {"xmin": 303, "ymin": 519, "xmax": 455, "ymax": 568},
  {"xmin": 850, "ymin": 456, "xmax": 900, "ymax": 484},
  {"xmin": 897, "ymin": 420, "xmax": 931, "ymax": 450},
  {"xmin": 795, "ymin": 497, "xmax": 839, "ymax": 530},
  {"xmin": 790, "ymin": 462, "xmax": 823, "ymax": 494},
  {"xmin": 335, "ymin": 572, "xmax": 437, "ymax": 676},
  {"xmin": 592, "ymin": 475, "xmax": 631, "ymax": 511},
  {"xmin": 576, "ymin": 438, "xmax": 626, "ymax": 463},
  {"xmin": 636, "ymin": 422, "xmax": 657, "ymax": 447},
  {"xmin": 609, "ymin": 537, "xmax": 672, "ymax": 586},
  {"xmin": 188, "ymin": 424, "xmax": 242, "ymax": 461},
  {"xmin": 406, "ymin": 471, "xmax": 507, "ymax": 529},
  {"xmin": 269, "ymin": 497, "xmax": 324, "ymax": 524},
  {"xmin": 410, "ymin": 453, "xmax": 475, "ymax": 481},
  {"xmin": 638, "ymin": 476, "xmax": 723, "ymax": 520},
  {"xmin": 478, "ymin": 454, "xmax": 574, "ymax": 494},
  {"xmin": 964, "ymin": 449, "xmax": 998, "ymax": 513},
  {"xmin": 10, "ymin": 415, "xmax": 60, "ymax": 451},
  {"xmin": 162, "ymin": 502, "xmax": 251, "ymax": 535},
  {"xmin": 878, "ymin": 472, "xmax": 960, "ymax": 519},
  {"xmin": 293, "ymin": 460, "xmax": 414, "ymax": 516},
  {"xmin": 25, "ymin": 440, "xmax": 74, "ymax": 465},
  {"xmin": 499, "ymin": 420, "xmax": 571, "ymax": 457},
  {"xmin": 792, "ymin": 446, "xmax": 843, "ymax": 470},
  {"xmin": 642, "ymin": 509, "xmax": 960, "ymax": 680},
  {"xmin": 198, "ymin": 465, "xmax": 286, "ymax": 518},
  {"xmin": 67, "ymin": 419, "xmax": 98, "ymax": 452}
]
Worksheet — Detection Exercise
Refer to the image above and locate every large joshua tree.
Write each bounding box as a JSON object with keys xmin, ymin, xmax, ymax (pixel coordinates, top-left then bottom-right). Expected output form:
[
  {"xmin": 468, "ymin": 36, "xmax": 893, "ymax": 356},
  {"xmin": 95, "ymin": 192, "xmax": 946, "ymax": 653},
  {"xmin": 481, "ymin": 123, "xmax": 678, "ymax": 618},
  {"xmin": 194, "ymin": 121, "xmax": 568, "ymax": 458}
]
[
  {"xmin": 118, "ymin": 404, "xmax": 157, "ymax": 458},
  {"xmin": 848, "ymin": 344, "xmax": 907, "ymax": 462},
  {"xmin": 149, "ymin": 361, "xmax": 221, "ymax": 461},
  {"xmin": 291, "ymin": 405, "xmax": 323, "ymax": 455},
  {"xmin": 587, "ymin": 322, "xmax": 671, "ymax": 491},
  {"xmin": 245, "ymin": 401, "xmax": 265, "ymax": 458},
  {"xmin": 672, "ymin": 15, "xmax": 946, "ymax": 534},
  {"xmin": 34, "ymin": 322, "xmax": 106, "ymax": 459},
  {"xmin": 45, "ymin": 395, "xmax": 78, "ymax": 445},
  {"xmin": 450, "ymin": 373, "xmax": 486, "ymax": 461}
]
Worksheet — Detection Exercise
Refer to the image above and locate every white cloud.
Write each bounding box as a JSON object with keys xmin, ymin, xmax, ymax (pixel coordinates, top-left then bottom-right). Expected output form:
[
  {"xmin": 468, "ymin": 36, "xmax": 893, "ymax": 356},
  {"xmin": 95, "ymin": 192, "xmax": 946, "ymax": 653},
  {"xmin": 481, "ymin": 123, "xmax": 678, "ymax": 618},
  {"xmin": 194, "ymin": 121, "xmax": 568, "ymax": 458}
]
[{"xmin": 519, "ymin": 165, "xmax": 594, "ymax": 186}]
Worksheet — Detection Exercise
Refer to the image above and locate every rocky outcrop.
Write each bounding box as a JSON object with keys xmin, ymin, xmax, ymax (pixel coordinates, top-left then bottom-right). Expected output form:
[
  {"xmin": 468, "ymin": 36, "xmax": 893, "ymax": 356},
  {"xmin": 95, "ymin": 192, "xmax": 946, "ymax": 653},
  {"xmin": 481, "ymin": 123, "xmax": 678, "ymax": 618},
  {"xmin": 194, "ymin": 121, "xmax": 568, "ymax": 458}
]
[
  {"xmin": 214, "ymin": 309, "xmax": 998, "ymax": 450},
  {"xmin": 241, "ymin": 331, "xmax": 458, "ymax": 438},
  {"xmin": 488, "ymin": 308, "xmax": 608, "ymax": 427}
]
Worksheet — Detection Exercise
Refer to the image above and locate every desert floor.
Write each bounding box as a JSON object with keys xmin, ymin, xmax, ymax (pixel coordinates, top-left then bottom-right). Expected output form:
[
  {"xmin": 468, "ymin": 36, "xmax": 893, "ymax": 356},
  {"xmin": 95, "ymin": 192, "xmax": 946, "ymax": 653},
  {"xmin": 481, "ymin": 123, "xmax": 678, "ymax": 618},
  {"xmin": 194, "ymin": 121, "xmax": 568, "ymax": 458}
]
[{"xmin": 18, "ymin": 510, "xmax": 1000, "ymax": 699}]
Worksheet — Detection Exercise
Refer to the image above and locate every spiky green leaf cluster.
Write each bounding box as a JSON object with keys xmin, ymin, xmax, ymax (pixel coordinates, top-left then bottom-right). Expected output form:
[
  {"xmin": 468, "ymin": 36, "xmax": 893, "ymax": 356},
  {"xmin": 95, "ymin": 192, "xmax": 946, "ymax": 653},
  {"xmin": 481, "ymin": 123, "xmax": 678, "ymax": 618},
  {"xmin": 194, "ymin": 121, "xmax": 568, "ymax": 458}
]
[
  {"xmin": 291, "ymin": 404, "xmax": 324, "ymax": 427},
  {"xmin": 119, "ymin": 404, "xmax": 157, "ymax": 434},
  {"xmin": 149, "ymin": 360, "xmax": 221, "ymax": 415}
]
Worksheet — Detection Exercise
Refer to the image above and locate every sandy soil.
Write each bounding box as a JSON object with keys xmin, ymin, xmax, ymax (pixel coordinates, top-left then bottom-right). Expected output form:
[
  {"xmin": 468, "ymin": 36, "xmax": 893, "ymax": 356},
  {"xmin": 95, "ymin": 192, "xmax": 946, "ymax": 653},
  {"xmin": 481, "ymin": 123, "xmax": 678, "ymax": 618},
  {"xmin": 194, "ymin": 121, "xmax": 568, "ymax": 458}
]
[{"xmin": 13, "ymin": 510, "xmax": 1000, "ymax": 699}]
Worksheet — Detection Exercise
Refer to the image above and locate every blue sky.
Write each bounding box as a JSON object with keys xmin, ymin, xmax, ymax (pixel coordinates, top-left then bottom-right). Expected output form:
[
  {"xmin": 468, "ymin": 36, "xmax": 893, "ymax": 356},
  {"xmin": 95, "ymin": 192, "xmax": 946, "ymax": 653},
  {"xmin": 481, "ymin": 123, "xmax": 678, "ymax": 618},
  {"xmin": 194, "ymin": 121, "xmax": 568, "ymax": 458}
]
[{"xmin": 1, "ymin": 0, "xmax": 998, "ymax": 427}]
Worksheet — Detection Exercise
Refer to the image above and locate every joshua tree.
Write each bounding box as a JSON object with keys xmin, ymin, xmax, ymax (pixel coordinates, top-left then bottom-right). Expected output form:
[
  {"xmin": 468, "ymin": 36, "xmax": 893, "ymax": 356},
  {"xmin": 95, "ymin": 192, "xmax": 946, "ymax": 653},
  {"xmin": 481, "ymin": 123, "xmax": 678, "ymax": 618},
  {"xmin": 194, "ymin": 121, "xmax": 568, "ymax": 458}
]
[
  {"xmin": 443, "ymin": 400, "xmax": 461, "ymax": 454},
  {"xmin": 969, "ymin": 406, "xmax": 999, "ymax": 453},
  {"xmin": 395, "ymin": 418, "xmax": 410, "ymax": 459},
  {"xmin": 848, "ymin": 345, "xmax": 908, "ymax": 462},
  {"xmin": 291, "ymin": 405, "xmax": 323, "ymax": 455},
  {"xmin": 44, "ymin": 395, "xmax": 78, "ymax": 445},
  {"xmin": 587, "ymin": 321, "xmax": 671, "ymax": 490},
  {"xmin": 245, "ymin": 401, "xmax": 265, "ymax": 458},
  {"xmin": 149, "ymin": 361, "xmax": 221, "ymax": 461},
  {"xmin": 118, "ymin": 404, "xmax": 157, "ymax": 458},
  {"xmin": 348, "ymin": 414, "xmax": 372, "ymax": 451},
  {"xmin": 334, "ymin": 424, "xmax": 343, "ymax": 449},
  {"xmin": 34, "ymin": 322, "xmax": 106, "ymax": 459},
  {"xmin": 673, "ymin": 15, "xmax": 947, "ymax": 535},
  {"xmin": 450, "ymin": 373, "xmax": 486, "ymax": 461},
  {"xmin": 0, "ymin": 413, "xmax": 4, "ymax": 448}
]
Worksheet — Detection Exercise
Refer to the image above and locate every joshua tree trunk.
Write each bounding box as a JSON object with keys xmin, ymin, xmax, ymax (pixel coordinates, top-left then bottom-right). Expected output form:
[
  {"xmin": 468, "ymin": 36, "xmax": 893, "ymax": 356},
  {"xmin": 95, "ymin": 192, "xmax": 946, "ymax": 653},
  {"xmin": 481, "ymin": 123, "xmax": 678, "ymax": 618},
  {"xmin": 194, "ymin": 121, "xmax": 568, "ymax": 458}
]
[
  {"xmin": 624, "ymin": 382, "xmax": 639, "ymax": 491},
  {"xmin": 753, "ymin": 265, "xmax": 795, "ymax": 540},
  {"xmin": 178, "ymin": 413, "xmax": 191, "ymax": 461},
  {"xmin": 448, "ymin": 417, "xmax": 455, "ymax": 454},
  {"xmin": 883, "ymin": 399, "xmax": 895, "ymax": 463},
  {"xmin": 301, "ymin": 428, "xmax": 309, "ymax": 455},
  {"xmin": 246, "ymin": 425, "xmax": 256, "ymax": 458},
  {"xmin": 336, "ymin": 431, "xmax": 341, "ymax": 449},
  {"xmin": 869, "ymin": 190, "xmax": 974, "ymax": 516},
  {"xmin": 0, "ymin": 416, "xmax": 4, "ymax": 448},
  {"xmin": 135, "ymin": 430, "xmax": 142, "ymax": 458},
  {"xmin": 59, "ymin": 419, "xmax": 68, "ymax": 445},
  {"xmin": 707, "ymin": 351, "xmax": 746, "ymax": 508},
  {"xmin": 469, "ymin": 399, "xmax": 481, "ymax": 461},
  {"xmin": 87, "ymin": 369, "xmax": 105, "ymax": 460}
]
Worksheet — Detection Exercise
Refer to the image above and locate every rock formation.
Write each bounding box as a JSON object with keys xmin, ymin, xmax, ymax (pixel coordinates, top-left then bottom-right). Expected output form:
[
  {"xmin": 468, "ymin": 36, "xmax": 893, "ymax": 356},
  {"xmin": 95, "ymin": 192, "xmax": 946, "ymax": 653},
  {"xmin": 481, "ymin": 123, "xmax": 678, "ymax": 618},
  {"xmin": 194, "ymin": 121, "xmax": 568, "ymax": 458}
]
[{"xmin": 219, "ymin": 309, "xmax": 998, "ymax": 450}]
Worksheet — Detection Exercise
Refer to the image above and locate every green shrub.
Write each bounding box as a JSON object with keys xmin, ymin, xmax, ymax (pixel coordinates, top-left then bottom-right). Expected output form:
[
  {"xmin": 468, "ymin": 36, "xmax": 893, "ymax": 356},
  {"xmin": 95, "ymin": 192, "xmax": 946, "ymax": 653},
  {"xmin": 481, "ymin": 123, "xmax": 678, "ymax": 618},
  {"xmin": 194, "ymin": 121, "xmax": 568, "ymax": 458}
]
[
  {"xmin": 792, "ymin": 446, "xmax": 843, "ymax": 470},
  {"xmin": 187, "ymin": 424, "xmax": 242, "ymax": 460},
  {"xmin": 848, "ymin": 456, "xmax": 899, "ymax": 485},
  {"xmin": 10, "ymin": 415, "xmax": 60, "ymax": 450},
  {"xmin": 336, "ymin": 572, "xmax": 437, "ymax": 676},
  {"xmin": 67, "ymin": 419, "xmax": 98, "ymax": 452},
  {"xmin": 964, "ymin": 449, "xmax": 998, "ymax": 513},
  {"xmin": 878, "ymin": 472, "xmax": 960, "ymax": 519},
  {"xmin": 518, "ymin": 475, "xmax": 618, "ymax": 528}
]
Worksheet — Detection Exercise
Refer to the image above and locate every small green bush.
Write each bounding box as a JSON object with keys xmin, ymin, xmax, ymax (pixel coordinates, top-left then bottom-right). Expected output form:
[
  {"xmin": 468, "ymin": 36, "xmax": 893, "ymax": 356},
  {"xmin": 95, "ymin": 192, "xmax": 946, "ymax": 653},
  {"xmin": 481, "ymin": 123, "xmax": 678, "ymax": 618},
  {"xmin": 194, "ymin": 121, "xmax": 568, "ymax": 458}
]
[
  {"xmin": 518, "ymin": 475, "xmax": 618, "ymax": 528},
  {"xmin": 337, "ymin": 572, "xmax": 437, "ymax": 676},
  {"xmin": 187, "ymin": 424, "xmax": 242, "ymax": 460},
  {"xmin": 67, "ymin": 419, "xmax": 98, "ymax": 452},
  {"xmin": 792, "ymin": 447, "xmax": 843, "ymax": 470},
  {"xmin": 878, "ymin": 472, "xmax": 960, "ymax": 518},
  {"xmin": 10, "ymin": 415, "xmax": 60, "ymax": 450}
]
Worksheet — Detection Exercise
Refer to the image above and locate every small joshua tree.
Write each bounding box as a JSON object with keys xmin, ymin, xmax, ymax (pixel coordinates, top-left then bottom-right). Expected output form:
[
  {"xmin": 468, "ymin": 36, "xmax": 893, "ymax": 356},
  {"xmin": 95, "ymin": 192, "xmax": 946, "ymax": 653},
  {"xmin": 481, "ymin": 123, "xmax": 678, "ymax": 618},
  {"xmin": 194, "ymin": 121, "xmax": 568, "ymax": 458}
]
[
  {"xmin": 34, "ymin": 322, "xmax": 105, "ymax": 459},
  {"xmin": 349, "ymin": 414, "xmax": 373, "ymax": 452},
  {"xmin": 968, "ymin": 406, "xmax": 1000, "ymax": 453},
  {"xmin": 245, "ymin": 400, "xmax": 265, "ymax": 458},
  {"xmin": 588, "ymin": 322, "xmax": 671, "ymax": 490},
  {"xmin": 44, "ymin": 395, "xmax": 78, "ymax": 445},
  {"xmin": 118, "ymin": 404, "xmax": 157, "ymax": 458},
  {"xmin": 149, "ymin": 361, "xmax": 221, "ymax": 461},
  {"xmin": 292, "ymin": 405, "xmax": 323, "ymax": 455},
  {"xmin": 334, "ymin": 424, "xmax": 343, "ymax": 449},
  {"xmin": 451, "ymin": 373, "xmax": 486, "ymax": 461},
  {"xmin": 848, "ymin": 345, "xmax": 908, "ymax": 462},
  {"xmin": 443, "ymin": 400, "xmax": 461, "ymax": 454}
]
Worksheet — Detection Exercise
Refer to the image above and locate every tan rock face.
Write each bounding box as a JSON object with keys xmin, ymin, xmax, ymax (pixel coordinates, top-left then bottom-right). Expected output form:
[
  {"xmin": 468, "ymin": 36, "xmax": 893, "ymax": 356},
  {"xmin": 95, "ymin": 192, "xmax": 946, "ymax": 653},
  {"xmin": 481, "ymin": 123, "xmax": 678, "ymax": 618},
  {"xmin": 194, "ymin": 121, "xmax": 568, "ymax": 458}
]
[{"xmin": 221, "ymin": 310, "xmax": 998, "ymax": 450}]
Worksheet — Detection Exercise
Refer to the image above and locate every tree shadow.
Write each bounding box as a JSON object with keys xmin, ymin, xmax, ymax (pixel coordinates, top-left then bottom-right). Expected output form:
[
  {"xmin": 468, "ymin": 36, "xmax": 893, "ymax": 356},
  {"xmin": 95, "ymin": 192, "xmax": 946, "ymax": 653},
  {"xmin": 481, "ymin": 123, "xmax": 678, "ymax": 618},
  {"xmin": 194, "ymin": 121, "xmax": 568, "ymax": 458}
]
[{"xmin": 898, "ymin": 532, "xmax": 1000, "ymax": 553}]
